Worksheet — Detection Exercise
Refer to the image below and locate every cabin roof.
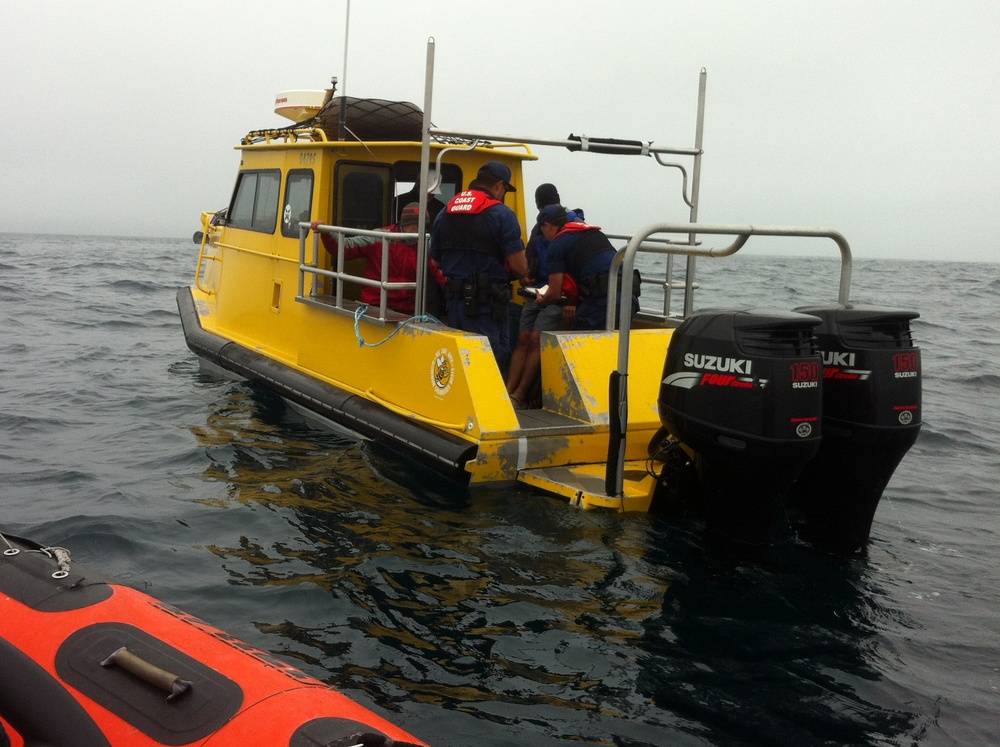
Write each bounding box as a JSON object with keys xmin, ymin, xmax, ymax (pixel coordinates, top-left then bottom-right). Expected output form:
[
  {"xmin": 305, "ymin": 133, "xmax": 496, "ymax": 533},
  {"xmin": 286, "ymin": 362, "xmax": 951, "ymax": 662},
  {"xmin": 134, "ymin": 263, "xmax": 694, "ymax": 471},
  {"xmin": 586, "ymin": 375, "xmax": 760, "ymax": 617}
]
[{"xmin": 237, "ymin": 95, "xmax": 537, "ymax": 162}]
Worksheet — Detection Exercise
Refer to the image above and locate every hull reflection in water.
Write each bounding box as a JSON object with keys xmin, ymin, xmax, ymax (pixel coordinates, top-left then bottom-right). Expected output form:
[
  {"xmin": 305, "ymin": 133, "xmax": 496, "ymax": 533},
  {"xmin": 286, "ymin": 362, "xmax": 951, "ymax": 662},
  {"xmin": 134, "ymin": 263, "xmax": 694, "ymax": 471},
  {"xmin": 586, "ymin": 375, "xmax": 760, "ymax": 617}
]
[{"xmin": 184, "ymin": 382, "xmax": 932, "ymax": 745}]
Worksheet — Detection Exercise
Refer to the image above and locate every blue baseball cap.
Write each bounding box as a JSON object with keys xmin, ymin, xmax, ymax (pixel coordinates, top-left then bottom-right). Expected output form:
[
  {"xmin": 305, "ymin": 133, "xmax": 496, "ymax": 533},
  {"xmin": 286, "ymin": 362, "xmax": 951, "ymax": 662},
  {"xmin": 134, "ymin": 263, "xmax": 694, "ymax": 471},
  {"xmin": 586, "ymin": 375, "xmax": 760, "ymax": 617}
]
[
  {"xmin": 477, "ymin": 161, "xmax": 517, "ymax": 192},
  {"xmin": 537, "ymin": 205, "xmax": 568, "ymax": 225}
]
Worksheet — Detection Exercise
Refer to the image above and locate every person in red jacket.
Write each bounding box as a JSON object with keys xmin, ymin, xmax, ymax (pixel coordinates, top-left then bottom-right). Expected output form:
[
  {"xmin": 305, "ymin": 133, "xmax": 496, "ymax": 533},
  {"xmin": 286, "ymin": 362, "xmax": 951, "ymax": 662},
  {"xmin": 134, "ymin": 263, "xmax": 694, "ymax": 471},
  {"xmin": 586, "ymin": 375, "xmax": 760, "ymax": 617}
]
[{"xmin": 311, "ymin": 202, "xmax": 443, "ymax": 316}]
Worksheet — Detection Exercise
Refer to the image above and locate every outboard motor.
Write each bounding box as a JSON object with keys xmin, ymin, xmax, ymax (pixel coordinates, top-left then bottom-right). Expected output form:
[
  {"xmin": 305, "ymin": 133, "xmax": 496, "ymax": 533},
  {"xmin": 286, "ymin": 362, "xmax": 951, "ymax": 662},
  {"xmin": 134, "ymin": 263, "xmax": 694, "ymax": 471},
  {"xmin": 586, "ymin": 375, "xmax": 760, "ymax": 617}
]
[
  {"xmin": 788, "ymin": 304, "xmax": 921, "ymax": 553},
  {"xmin": 657, "ymin": 309, "xmax": 824, "ymax": 550}
]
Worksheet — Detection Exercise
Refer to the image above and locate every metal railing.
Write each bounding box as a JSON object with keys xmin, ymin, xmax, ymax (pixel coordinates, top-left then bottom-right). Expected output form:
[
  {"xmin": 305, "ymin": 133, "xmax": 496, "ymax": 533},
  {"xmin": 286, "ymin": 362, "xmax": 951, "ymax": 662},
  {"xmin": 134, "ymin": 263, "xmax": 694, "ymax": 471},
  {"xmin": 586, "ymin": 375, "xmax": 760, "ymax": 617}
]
[
  {"xmin": 604, "ymin": 232, "xmax": 703, "ymax": 319},
  {"xmin": 297, "ymin": 222, "xmax": 421, "ymax": 323},
  {"xmin": 411, "ymin": 39, "xmax": 708, "ymax": 320},
  {"xmin": 194, "ymin": 211, "xmax": 223, "ymax": 295},
  {"xmin": 604, "ymin": 223, "xmax": 854, "ymax": 497}
]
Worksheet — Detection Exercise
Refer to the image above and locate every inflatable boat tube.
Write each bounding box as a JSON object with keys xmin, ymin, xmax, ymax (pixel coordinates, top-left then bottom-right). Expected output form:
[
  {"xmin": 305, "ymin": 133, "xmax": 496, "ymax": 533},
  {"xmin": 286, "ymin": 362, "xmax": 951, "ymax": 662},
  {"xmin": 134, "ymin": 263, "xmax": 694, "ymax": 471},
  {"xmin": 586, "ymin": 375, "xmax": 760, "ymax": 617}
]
[{"xmin": 0, "ymin": 533, "xmax": 428, "ymax": 747}]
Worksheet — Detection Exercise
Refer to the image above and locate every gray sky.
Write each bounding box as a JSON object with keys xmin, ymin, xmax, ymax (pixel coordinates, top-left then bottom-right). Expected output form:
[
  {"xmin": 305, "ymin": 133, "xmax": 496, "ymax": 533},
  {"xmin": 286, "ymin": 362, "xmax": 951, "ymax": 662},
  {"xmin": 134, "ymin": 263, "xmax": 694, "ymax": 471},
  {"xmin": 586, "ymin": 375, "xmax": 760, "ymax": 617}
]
[{"xmin": 2, "ymin": 1, "xmax": 997, "ymax": 261}]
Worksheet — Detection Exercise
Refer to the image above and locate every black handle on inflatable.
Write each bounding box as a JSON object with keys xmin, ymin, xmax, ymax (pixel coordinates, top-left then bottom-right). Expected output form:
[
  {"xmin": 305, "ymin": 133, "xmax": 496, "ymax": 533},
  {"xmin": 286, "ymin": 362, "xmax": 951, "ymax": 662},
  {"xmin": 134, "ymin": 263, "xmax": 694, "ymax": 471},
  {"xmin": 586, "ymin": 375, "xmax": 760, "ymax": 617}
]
[{"xmin": 100, "ymin": 646, "xmax": 193, "ymax": 702}]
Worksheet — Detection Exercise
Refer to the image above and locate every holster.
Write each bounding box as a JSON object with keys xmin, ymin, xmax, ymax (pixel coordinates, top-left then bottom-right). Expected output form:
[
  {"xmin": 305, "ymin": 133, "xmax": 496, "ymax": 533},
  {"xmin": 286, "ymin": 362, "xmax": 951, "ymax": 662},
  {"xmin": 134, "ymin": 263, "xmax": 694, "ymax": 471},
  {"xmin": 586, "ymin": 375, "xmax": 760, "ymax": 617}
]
[{"xmin": 444, "ymin": 273, "xmax": 509, "ymax": 320}]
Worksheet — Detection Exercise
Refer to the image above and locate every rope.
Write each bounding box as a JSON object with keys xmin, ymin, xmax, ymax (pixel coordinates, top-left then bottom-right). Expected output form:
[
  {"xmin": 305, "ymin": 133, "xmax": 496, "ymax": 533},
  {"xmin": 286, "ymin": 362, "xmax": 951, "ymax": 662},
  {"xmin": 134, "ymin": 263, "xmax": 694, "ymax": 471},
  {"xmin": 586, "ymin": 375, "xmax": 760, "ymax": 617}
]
[
  {"xmin": 46, "ymin": 546, "xmax": 73, "ymax": 577},
  {"xmin": 353, "ymin": 304, "xmax": 442, "ymax": 348},
  {"xmin": 0, "ymin": 528, "xmax": 72, "ymax": 578}
]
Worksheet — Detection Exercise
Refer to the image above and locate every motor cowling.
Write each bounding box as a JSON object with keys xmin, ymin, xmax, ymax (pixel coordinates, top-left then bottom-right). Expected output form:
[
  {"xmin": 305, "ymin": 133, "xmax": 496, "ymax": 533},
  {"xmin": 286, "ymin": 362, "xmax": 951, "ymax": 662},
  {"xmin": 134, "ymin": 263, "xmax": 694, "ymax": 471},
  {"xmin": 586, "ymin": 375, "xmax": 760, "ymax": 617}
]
[
  {"xmin": 788, "ymin": 304, "xmax": 921, "ymax": 553},
  {"xmin": 657, "ymin": 309, "xmax": 824, "ymax": 549}
]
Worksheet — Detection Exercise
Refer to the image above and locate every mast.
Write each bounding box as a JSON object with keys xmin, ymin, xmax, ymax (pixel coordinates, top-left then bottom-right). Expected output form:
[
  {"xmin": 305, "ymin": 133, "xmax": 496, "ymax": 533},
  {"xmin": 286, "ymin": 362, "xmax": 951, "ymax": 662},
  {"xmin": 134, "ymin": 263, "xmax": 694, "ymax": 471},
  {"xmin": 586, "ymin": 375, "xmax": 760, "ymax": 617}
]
[{"xmin": 338, "ymin": 0, "xmax": 351, "ymax": 140}]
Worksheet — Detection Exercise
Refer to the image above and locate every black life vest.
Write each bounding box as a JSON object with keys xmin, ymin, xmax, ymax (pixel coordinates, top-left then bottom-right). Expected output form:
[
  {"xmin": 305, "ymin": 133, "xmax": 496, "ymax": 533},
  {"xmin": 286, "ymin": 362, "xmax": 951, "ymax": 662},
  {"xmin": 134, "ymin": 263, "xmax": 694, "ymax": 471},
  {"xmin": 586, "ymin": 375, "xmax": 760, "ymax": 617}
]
[
  {"xmin": 436, "ymin": 189, "xmax": 504, "ymax": 265},
  {"xmin": 561, "ymin": 225, "xmax": 615, "ymax": 281}
]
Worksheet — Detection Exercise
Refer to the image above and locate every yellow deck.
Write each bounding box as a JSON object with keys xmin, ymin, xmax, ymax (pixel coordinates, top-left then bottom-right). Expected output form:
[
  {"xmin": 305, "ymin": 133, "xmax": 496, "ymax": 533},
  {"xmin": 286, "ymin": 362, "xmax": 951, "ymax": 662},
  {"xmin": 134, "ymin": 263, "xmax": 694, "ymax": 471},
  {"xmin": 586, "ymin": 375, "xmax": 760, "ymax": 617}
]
[{"xmin": 517, "ymin": 461, "xmax": 659, "ymax": 512}]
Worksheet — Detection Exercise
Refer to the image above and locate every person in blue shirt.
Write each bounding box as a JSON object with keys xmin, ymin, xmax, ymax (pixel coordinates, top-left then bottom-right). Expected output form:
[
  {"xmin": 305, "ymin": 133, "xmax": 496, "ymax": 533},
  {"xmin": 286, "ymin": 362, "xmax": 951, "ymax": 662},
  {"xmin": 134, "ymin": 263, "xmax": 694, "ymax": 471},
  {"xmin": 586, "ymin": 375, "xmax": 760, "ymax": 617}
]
[
  {"xmin": 536, "ymin": 205, "xmax": 638, "ymax": 331},
  {"xmin": 430, "ymin": 161, "xmax": 527, "ymax": 373},
  {"xmin": 506, "ymin": 184, "xmax": 581, "ymax": 409}
]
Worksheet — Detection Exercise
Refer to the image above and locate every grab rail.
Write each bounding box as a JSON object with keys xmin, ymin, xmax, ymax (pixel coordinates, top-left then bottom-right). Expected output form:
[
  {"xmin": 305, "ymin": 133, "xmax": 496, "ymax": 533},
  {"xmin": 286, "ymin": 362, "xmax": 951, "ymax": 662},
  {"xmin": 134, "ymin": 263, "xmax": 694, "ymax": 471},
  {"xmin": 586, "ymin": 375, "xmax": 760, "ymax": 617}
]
[
  {"xmin": 298, "ymin": 222, "xmax": 421, "ymax": 324},
  {"xmin": 605, "ymin": 232, "xmax": 701, "ymax": 318},
  {"xmin": 194, "ymin": 211, "xmax": 222, "ymax": 296}
]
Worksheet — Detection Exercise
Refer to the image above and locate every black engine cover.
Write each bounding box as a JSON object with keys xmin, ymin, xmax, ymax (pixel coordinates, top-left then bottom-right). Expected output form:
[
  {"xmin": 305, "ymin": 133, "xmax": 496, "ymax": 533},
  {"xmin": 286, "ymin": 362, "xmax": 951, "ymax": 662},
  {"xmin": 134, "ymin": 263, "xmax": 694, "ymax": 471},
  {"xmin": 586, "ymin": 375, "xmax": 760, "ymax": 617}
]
[
  {"xmin": 789, "ymin": 304, "xmax": 922, "ymax": 552},
  {"xmin": 658, "ymin": 309, "xmax": 824, "ymax": 548}
]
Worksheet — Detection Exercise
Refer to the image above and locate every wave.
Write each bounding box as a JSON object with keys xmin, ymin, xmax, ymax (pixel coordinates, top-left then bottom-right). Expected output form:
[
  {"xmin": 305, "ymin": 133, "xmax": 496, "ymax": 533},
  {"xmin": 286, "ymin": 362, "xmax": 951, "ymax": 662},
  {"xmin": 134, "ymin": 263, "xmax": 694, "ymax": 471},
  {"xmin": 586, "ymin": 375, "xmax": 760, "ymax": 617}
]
[{"xmin": 105, "ymin": 278, "xmax": 167, "ymax": 293}]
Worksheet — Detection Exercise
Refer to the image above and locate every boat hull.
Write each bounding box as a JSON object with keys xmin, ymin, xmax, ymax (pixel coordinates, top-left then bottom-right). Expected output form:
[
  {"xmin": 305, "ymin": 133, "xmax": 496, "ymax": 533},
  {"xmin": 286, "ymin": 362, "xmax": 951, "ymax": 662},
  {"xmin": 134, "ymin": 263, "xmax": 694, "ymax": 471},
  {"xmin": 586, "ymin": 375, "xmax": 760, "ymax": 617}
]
[
  {"xmin": 178, "ymin": 285, "xmax": 669, "ymax": 508},
  {"xmin": 178, "ymin": 286, "xmax": 477, "ymax": 482}
]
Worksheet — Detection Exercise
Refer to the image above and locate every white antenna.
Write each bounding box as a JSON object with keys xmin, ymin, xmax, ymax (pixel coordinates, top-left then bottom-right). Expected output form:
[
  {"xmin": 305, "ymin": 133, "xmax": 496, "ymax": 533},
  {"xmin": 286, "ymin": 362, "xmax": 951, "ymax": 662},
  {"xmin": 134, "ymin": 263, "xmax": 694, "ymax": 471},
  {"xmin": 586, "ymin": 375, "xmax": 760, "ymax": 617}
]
[{"xmin": 338, "ymin": 0, "xmax": 351, "ymax": 140}]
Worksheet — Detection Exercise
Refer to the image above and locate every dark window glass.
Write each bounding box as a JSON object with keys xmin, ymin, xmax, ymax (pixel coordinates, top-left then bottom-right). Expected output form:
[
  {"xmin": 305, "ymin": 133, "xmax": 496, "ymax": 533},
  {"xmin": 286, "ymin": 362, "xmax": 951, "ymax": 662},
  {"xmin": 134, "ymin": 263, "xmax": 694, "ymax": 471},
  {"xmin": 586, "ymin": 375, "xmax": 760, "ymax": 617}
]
[
  {"xmin": 252, "ymin": 172, "xmax": 281, "ymax": 233},
  {"xmin": 227, "ymin": 170, "xmax": 281, "ymax": 234},
  {"xmin": 228, "ymin": 173, "xmax": 258, "ymax": 229},
  {"xmin": 281, "ymin": 170, "xmax": 314, "ymax": 237},
  {"xmin": 336, "ymin": 165, "xmax": 390, "ymax": 230}
]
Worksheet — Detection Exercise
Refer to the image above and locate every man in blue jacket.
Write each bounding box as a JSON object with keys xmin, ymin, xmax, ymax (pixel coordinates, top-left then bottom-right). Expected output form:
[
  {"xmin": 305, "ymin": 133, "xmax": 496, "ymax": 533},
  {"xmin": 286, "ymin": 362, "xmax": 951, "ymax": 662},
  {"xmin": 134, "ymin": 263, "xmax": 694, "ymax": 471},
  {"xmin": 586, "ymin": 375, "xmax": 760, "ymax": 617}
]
[
  {"xmin": 535, "ymin": 205, "xmax": 638, "ymax": 330},
  {"xmin": 430, "ymin": 161, "xmax": 527, "ymax": 373}
]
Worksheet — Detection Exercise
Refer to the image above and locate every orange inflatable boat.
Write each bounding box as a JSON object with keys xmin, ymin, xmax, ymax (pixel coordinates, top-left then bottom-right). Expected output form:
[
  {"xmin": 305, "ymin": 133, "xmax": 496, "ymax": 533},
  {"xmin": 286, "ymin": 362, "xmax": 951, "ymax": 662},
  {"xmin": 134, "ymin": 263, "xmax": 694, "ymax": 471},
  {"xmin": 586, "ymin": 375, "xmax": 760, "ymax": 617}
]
[{"xmin": 0, "ymin": 532, "xmax": 428, "ymax": 747}]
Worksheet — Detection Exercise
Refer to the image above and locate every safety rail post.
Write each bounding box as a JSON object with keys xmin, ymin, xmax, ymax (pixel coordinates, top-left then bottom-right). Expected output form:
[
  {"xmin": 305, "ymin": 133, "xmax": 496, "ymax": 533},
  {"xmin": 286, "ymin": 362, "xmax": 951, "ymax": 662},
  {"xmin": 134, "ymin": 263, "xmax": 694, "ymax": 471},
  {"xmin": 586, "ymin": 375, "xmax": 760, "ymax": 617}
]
[
  {"xmin": 683, "ymin": 69, "xmax": 708, "ymax": 318},
  {"xmin": 376, "ymin": 234, "xmax": 391, "ymax": 319},
  {"xmin": 298, "ymin": 222, "xmax": 329, "ymax": 300},
  {"xmin": 415, "ymin": 37, "xmax": 435, "ymax": 317},
  {"xmin": 298, "ymin": 223, "xmax": 308, "ymax": 300},
  {"xmin": 661, "ymin": 254, "xmax": 675, "ymax": 316}
]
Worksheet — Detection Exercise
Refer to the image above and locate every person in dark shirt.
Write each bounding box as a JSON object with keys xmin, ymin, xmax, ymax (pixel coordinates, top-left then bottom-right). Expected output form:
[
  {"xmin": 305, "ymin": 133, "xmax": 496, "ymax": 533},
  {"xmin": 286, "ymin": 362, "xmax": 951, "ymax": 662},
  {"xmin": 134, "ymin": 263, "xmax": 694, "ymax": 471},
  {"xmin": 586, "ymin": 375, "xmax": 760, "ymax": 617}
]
[
  {"xmin": 536, "ymin": 205, "xmax": 637, "ymax": 331},
  {"xmin": 429, "ymin": 161, "xmax": 527, "ymax": 372}
]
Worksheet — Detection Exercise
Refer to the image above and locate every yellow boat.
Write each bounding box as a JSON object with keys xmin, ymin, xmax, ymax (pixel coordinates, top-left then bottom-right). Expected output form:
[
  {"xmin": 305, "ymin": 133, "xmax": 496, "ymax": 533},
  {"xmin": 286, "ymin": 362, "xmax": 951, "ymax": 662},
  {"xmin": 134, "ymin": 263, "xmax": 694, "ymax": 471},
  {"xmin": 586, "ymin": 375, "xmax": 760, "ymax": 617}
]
[{"xmin": 178, "ymin": 42, "xmax": 922, "ymax": 553}]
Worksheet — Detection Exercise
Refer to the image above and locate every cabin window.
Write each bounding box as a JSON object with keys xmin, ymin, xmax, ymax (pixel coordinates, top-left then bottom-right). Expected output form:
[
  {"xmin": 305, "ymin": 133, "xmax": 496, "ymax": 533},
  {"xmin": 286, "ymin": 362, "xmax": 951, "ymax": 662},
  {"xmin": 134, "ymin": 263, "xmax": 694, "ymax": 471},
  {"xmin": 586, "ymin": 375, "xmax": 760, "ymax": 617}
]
[
  {"xmin": 335, "ymin": 163, "xmax": 391, "ymax": 230},
  {"xmin": 228, "ymin": 170, "xmax": 281, "ymax": 233},
  {"xmin": 391, "ymin": 160, "xmax": 463, "ymax": 223},
  {"xmin": 280, "ymin": 170, "xmax": 314, "ymax": 238}
]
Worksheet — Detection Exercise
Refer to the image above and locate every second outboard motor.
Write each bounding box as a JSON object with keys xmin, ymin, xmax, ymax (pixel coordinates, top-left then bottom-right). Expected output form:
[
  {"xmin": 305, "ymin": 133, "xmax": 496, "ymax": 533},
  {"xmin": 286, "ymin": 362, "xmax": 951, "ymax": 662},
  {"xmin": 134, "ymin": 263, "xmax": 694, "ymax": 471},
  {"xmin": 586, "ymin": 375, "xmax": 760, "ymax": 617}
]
[
  {"xmin": 789, "ymin": 304, "xmax": 921, "ymax": 553},
  {"xmin": 657, "ymin": 309, "xmax": 824, "ymax": 550}
]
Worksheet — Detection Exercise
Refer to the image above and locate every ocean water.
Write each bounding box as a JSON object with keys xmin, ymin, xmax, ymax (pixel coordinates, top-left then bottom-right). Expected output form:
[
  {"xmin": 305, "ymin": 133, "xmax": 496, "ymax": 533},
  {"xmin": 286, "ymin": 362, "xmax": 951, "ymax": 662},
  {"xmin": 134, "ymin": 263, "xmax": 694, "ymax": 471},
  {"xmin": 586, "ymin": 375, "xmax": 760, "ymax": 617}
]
[{"xmin": 1, "ymin": 232, "xmax": 998, "ymax": 746}]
